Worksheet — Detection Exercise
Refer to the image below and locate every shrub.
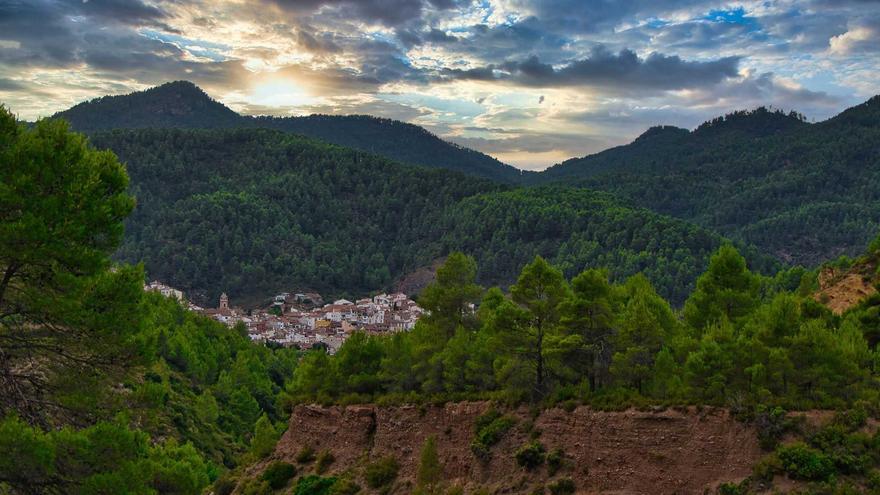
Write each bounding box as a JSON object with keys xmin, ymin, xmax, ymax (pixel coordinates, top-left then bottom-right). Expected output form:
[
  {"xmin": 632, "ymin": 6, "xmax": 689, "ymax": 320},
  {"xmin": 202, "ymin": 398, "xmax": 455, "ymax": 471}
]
[
  {"xmin": 716, "ymin": 482, "xmax": 746, "ymax": 495},
  {"xmin": 261, "ymin": 461, "xmax": 296, "ymax": 489},
  {"xmin": 754, "ymin": 406, "xmax": 789, "ymax": 450},
  {"xmin": 868, "ymin": 468, "xmax": 880, "ymax": 489},
  {"xmin": 547, "ymin": 478, "xmax": 575, "ymax": 495},
  {"xmin": 296, "ymin": 445, "xmax": 316, "ymax": 464},
  {"xmin": 316, "ymin": 450, "xmax": 335, "ymax": 474},
  {"xmin": 776, "ymin": 442, "xmax": 835, "ymax": 481},
  {"xmin": 212, "ymin": 476, "xmax": 237, "ymax": 495},
  {"xmin": 515, "ymin": 442, "xmax": 546, "ymax": 470},
  {"xmin": 546, "ymin": 448, "xmax": 564, "ymax": 476},
  {"xmin": 294, "ymin": 475, "xmax": 339, "ymax": 495},
  {"xmin": 328, "ymin": 478, "xmax": 361, "ymax": 495},
  {"xmin": 471, "ymin": 409, "xmax": 516, "ymax": 460},
  {"xmin": 239, "ymin": 479, "xmax": 271, "ymax": 495},
  {"xmin": 364, "ymin": 456, "xmax": 399, "ymax": 489}
]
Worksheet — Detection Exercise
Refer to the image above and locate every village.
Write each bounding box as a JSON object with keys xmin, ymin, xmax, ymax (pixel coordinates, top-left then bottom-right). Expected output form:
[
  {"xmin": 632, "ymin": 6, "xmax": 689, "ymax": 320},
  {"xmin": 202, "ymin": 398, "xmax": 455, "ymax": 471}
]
[{"xmin": 145, "ymin": 281, "xmax": 423, "ymax": 353}]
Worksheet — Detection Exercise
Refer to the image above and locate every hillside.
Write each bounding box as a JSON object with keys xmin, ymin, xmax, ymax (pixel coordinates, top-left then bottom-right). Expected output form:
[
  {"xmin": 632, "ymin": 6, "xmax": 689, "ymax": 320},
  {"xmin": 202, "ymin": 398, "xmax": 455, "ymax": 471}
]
[
  {"xmin": 265, "ymin": 403, "xmax": 762, "ymax": 494},
  {"xmin": 535, "ymin": 103, "xmax": 880, "ymax": 266},
  {"xmin": 91, "ymin": 127, "xmax": 774, "ymax": 306},
  {"xmin": 53, "ymin": 81, "xmax": 526, "ymax": 183}
]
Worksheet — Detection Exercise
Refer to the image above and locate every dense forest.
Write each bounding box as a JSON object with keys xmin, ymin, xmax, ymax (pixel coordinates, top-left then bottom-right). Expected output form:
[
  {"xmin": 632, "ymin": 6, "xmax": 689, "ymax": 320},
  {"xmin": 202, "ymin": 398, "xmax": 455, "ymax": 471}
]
[
  {"xmin": 0, "ymin": 111, "xmax": 297, "ymax": 494},
  {"xmin": 535, "ymin": 102, "xmax": 880, "ymax": 266},
  {"xmin": 6, "ymin": 103, "xmax": 880, "ymax": 494},
  {"xmin": 53, "ymin": 82, "xmax": 880, "ymax": 270},
  {"xmin": 92, "ymin": 127, "xmax": 775, "ymax": 306},
  {"xmin": 54, "ymin": 81, "xmax": 525, "ymax": 184}
]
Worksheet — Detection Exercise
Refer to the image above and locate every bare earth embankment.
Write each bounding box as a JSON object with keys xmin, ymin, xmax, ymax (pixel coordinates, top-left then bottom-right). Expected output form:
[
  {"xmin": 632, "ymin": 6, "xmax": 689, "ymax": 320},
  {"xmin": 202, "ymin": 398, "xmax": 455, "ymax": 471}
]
[{"xmin": 271, "ymin": 402, "xmax": 763, "ymax": 494}]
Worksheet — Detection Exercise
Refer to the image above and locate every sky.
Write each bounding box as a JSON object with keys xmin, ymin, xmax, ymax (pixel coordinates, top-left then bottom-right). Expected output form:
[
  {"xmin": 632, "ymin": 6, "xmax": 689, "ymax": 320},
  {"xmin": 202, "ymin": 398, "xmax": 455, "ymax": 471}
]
[{"xmin": 0, "ymin": 0, "xmax": 878, "ymax": 170}]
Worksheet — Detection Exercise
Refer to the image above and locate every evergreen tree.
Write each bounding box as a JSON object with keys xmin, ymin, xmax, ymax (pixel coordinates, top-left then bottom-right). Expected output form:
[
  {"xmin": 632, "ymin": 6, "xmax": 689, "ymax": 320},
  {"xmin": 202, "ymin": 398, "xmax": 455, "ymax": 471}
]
[
  {"xmin": 416, "ymin": 435, "xmax": 442, "ymax": 495},
  {"xmin": 0, "ymin": 107, "xmax": 140, "ymax": 422},
  {"xmin": 683, "ymin": 245, "xmax": 760, "ymax": 331}
]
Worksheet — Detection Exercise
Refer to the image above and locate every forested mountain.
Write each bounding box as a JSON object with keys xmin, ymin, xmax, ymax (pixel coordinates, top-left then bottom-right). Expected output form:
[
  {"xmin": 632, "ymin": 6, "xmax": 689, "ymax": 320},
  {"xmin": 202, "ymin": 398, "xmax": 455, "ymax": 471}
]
[
  {"xmin": 92, "ymin": 127, "xmax": 775, "ymax": 306},
  {"xmin": 535, "ymin": 101, "xmax": 880, "ymax": 266},
  {"xmin": 53, "ymin": 81, "xmax": 526, "ymax": 183}
]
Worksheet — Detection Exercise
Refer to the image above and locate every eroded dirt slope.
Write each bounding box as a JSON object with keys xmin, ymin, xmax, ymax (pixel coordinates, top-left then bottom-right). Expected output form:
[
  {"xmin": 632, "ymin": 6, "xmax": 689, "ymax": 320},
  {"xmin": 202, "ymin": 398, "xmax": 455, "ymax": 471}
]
[{"xmin": 272, "ymin": 402, "xmax": 763, "ymax": 494}]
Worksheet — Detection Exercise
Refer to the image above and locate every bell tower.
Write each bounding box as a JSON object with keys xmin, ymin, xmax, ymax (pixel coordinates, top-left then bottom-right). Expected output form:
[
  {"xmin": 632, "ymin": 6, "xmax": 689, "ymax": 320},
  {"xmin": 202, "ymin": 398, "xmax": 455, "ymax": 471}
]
[{"xmin": 219, "ymin": 292, "xmax": 229, "ymax": 311}]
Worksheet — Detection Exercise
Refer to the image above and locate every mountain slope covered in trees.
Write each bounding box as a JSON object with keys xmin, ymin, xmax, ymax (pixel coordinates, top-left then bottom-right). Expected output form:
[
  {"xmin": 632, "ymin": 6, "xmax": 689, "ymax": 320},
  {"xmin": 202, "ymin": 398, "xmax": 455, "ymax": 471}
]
[
  {"xmin": 54, "ymin": 81, "xmax": 526, "ymax": 183},
  {"xmin": 93, "ymin": 127, "xmax": 776, "ymax": 306},
  {"xmin": 535, "ymin": 101, "xmax": 880, "ymax": 266}
]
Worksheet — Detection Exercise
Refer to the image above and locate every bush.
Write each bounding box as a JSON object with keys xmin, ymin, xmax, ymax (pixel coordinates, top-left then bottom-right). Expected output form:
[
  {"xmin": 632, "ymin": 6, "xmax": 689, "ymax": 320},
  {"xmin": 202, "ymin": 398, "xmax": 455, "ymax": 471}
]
[
  {"xmin": 754, "ymin": 406, "xmax": 790, "ymax": 451},
  {"xmin": 316, "ymin": 450, "xmax": 335, "ymax": 474},
  {"xmin": 364, "ymin": 456, "xmax": 399, "ymax": 489},
  {"xmin": 776, "ymin": 442, "xmax": 835, "ymax": 481},
  {"xmin": 294, "ymin": 475, "xmax": 339, "ymax": 495},
  {"xmin": 547, "ymin": 448, "xmax": 564, "ymax": 475},
  {"xmin": 471, "ymin": 409, "xmax": 516, "ymax": 460},
  {"xmin": 261, "ymin": 461, "xmax": 296, "ymax": 489},
  {"xmin": 328, "ymin": 478, "xmax": 361, "ymax": 495},
  {"xmin": 547, "ymin": 478, "xmax": 575, "ymax": 495},
  {"xmin": 296, "ymin": 445, "xmax": 316, "ymax": 464},
  {"xmin": 211, "ymin": 475, "xmax": 237, "ymax": 495},
  {"xmin": 515, "ymin": 442, "xmax": 546, "ymax": 470}
]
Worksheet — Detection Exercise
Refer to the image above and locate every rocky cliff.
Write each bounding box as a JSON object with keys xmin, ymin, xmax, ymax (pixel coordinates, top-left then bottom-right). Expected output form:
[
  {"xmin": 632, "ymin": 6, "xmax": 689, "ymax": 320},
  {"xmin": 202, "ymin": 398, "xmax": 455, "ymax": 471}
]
[{"xmin": 270, "ymin": 402, "xmax": 763, "ymax": 494}]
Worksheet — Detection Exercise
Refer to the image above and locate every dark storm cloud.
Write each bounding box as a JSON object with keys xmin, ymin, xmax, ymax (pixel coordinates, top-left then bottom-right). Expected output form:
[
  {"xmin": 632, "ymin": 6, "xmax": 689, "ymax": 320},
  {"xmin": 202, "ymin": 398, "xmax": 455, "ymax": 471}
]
[
  {"xmin": 0, "ymin": 0, "xmax": 174, "ymax": 68},
  {"xmin": 441, "ymin": 47, "xmax": 740, "ymax": 91},
  {"xmin": 270, "ymin": 0, "xmax": 465, "ymax": 27}
]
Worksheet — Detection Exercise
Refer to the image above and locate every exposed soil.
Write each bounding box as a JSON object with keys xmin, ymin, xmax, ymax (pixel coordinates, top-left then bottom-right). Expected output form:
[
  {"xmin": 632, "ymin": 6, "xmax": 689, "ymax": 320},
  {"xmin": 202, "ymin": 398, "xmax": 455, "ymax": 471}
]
[
  {"xmin": 393, "ymin": 257, "xmax": 446, "ymax": 297},
  {"xmin": 270, "ymin": 402, "xmax": 764, "ymax": 494},
  {"xmin": 815, "ymin": 265, "xmax": 877, "ymax": 314}
]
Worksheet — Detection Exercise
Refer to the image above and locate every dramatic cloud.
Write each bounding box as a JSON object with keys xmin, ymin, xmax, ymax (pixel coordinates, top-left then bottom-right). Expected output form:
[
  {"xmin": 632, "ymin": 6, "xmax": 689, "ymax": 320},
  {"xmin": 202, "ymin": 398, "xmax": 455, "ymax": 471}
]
[
  {"xmin": 1, "ymin": 0, "xmax": 878, "ymax": 169},
  {"xmin": 442, "ymin": 47, "xmax": 741, "ymax": 91}
]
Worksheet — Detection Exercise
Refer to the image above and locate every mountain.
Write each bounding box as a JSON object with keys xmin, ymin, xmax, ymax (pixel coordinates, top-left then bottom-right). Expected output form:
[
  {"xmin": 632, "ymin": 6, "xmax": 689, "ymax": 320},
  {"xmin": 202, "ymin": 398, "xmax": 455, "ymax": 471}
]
[
  {"xmin": 55, "ymin": 81, "xmax": 242, "ymax": 130},
  {"xmin": 92, "ymin": 127, "xmax": 776, "ymax": 306},
  {"xmin": 533, "ymin": 101, "xmax": 880, "ymax": 266},
  {"xmin": 53, "ymin": 81, "xmax": 526, "ymax": 184}
]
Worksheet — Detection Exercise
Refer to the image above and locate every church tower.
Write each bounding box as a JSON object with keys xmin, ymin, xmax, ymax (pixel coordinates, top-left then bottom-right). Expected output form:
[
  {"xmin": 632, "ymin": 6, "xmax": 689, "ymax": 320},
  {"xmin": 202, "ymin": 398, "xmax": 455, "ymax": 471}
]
[{"xmin": 219, "ymin": 292, "xmax": 229, "ymax": 312}]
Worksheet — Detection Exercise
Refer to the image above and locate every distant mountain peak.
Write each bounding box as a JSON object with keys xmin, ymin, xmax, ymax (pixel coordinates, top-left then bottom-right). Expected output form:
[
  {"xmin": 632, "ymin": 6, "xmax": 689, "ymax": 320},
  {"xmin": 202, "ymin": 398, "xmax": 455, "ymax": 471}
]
[
  {"xmin": 693, "ymin": 106, "xmax": 808, "ymax": 137},
  {"xmin": 633, "ymin": 125, "xmax": 689, "ymax": 143},
  {"xmin": 53, "ymin": 80, "xmax": 241, "ymax": 131},
  {"xmin": 52, "ymin": 80, "xmax": 525, "ymax": 183}
]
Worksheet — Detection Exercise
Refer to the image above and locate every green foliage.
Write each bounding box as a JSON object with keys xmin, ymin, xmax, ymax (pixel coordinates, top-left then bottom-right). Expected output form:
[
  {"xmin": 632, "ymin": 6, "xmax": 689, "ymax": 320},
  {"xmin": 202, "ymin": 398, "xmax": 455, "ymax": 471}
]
[
  {"xmin": 684, "ymin": 245, "xmax": 760, "ymax": 331},
  {"xmin": 754, "ymin": 406, "xmax": 791, "ymax": 450},
  {"xmin": 471, "ymin": 410, "xmax": 517, "ymax": 460},
  {"xmin": 287, "ymin": 244, "xmax": 879, "ymax": 412},
  {"xmin": 251, "ymin": 414, "xmax": 280, "ymax": 459},
  {"xmin": 0, "ymin": 415, "xmax": 211, "ymax": 494},
  {"xmin": 417, "ymin": 435, "xmax": 442, "ymax": 494},
  {"xmin": 294, "ymin": 475, "xmax": 340, "ymax": 495},
  {"xmin": 776, "ymin": 442, "xmax": 836, "ymax": 481},
  {"xmin": 364, "ymin": 456, "xmax": 399, "ymax": 489},
  {"xmin": 546, "ymin": 448, "xmax": 565, "ymax": 476},
  {"xmin": 547, "ymin": 478, "xmax": 576, "ymax": 495},
  {"xmin": 57, "ymin": 81, "xmax": 523, "ymax": 183},
  {"xmin": 515, "ymin": 442, "xmax": 547, "ymax": 470},
  {"xmin": 328, "ymin": 477, "xmax": 361, "ymax": 495},
  {"xmin": 261, "ymin": 461, "xmax": 296, "ymax": 489},
  {"xmin": 296, "ymin": 445, "xmax": 317, "ymax": 464},
  {"xmin": 0, "ymin": 106, "xmax": 140, "ymax": 421},
  {"xmin": 82, "ymin": 126, "xmax": 762, "ymax": 306},
  {"xmin": 534, "ymin": 102, "xmax": 880, "ymax": 267},
  {"xmin": 315, "ymin": 450, "xmax": 335, "ymax": 475}
]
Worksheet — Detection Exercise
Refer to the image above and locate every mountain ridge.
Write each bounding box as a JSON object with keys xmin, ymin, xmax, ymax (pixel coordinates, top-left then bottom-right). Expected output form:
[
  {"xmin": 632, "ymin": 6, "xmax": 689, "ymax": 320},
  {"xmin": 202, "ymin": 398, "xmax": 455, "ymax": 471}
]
[{"xmin": 52, "ymin": 81, "xmax": 527, "ymax": 184}]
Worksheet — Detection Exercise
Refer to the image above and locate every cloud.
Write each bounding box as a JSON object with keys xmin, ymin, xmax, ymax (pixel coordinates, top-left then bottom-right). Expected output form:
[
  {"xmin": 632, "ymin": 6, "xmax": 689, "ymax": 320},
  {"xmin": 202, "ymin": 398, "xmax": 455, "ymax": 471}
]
[
  {"xmin": 441, "ymin": 46, "xmax": 740, "ymax": 92},
  {"xmin": 1, "ymin": 0, "xmax": 878, "ymax": 169},
  {"xmin": 828, "ymin": 17, "xmax": 880, "ymax": 54},
  {"xmin": 270, "ymin": 0, "xmax": 466, "ymax": 27}
]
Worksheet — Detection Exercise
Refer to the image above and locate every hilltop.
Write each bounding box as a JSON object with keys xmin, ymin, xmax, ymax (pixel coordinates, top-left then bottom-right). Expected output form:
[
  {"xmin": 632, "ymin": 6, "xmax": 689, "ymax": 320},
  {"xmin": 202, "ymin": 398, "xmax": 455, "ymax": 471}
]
[
  {"xmin": 533, "ymin": 99, "xmax": 880, "ymax": 266},
  {"xmin": 53, "ymin": 81, "xmax": 526, "ymax": 184},
  {"xmin": 95, "ymin": 127, "xmax": 772, "ymax": 306}
]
